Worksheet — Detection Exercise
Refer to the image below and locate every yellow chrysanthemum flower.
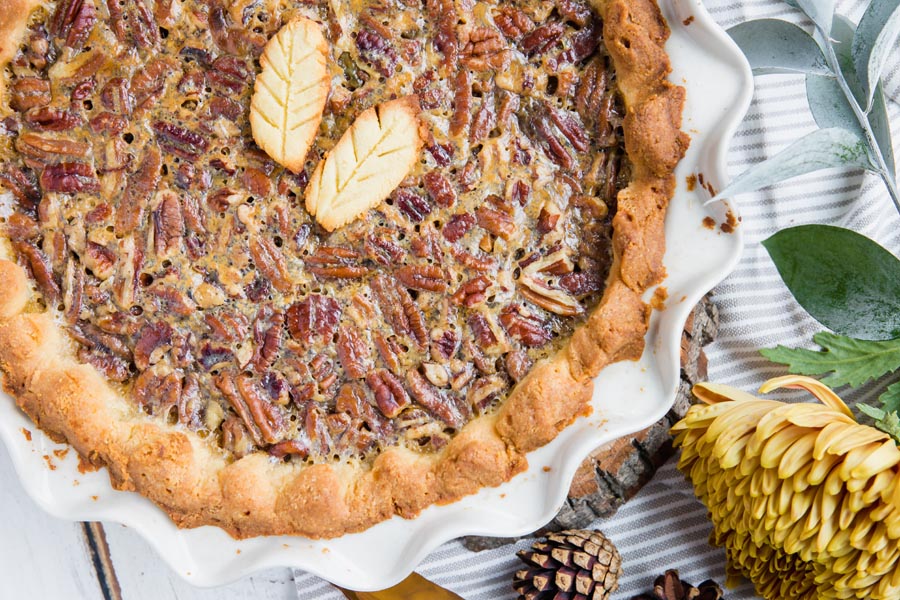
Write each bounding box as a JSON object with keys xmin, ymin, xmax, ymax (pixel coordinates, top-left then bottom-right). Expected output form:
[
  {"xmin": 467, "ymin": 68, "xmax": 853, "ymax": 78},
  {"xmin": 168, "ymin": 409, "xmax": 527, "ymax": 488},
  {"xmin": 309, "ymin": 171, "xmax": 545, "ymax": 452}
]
[{"xmin": 672, "ymin": 376, "xmax": 900, "ymax": 599}]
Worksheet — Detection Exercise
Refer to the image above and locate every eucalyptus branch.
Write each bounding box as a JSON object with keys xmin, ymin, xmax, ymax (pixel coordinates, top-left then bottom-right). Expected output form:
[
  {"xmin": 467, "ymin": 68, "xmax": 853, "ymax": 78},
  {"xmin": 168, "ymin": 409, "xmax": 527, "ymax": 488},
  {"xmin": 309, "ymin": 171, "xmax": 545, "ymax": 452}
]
[
  {"xmin": 818, "ymin": 24, "xmax": 900, "ymax": 213},
  {"xmin": 715, "ymin": 2, "xmax": 900, "ymax": 217}
]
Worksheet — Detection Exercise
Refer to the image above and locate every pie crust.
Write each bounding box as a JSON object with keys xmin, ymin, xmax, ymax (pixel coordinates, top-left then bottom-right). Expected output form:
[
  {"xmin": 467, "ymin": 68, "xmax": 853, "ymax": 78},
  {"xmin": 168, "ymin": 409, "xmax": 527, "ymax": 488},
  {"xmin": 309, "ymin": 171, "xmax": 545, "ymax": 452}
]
[{"xmin": 0, "ymin": 0, "xmax": 688, "ymax": 538}]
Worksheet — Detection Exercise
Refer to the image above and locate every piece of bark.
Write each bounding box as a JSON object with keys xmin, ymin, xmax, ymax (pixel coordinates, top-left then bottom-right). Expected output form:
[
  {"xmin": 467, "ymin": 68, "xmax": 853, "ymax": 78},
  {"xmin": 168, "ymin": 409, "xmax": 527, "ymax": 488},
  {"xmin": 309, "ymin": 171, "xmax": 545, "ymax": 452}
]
[{"xmin": 463, "ymin": 295, "xmax": 719, "ymax": 551}]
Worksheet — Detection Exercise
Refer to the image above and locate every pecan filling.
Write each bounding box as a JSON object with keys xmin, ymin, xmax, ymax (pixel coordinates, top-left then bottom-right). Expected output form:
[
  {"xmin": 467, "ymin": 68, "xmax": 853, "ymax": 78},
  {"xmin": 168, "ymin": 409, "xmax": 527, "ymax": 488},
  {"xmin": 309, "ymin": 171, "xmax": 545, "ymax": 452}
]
[{"xmin": 0, "ymin": 0, "xmax": 628, "ymax": 462}]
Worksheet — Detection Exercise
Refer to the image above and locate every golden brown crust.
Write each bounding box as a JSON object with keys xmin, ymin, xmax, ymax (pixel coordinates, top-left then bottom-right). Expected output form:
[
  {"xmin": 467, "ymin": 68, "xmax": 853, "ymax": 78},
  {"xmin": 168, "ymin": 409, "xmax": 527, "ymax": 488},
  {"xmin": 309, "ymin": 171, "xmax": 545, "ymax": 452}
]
[{"xmin": 0, "ymin": 0, "xmax": 687, "ymax": 538}]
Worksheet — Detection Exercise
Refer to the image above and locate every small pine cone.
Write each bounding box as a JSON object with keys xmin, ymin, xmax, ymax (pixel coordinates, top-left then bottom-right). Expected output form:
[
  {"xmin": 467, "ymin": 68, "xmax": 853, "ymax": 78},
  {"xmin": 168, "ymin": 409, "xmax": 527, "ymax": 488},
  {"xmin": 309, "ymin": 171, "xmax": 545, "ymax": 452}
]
[
  {"xmin": 512, "ymin": 529, "xmax": 621, "ymax": 600},
  {"xmin": 630, "ymin": 569, "xmax": 724, "ymax": 600}
]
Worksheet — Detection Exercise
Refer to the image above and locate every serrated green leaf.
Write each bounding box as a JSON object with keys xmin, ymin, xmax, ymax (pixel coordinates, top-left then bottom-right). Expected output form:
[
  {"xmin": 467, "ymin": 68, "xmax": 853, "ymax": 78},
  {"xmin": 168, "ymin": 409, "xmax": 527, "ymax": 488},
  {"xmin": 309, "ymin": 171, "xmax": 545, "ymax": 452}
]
[
  {"xmin": 858, "ymin": 403, "xmax": 887, "ymax": 420},
  {"xmin": 784, "ymin": 0, "xmax": 835, "ymax": 37},
  {"xmin": 711, "ymin": 128, "xmax": 875, "ymax": 201},
  {"xmin": 728, "ymin": 19, "xmax": 832, "ymax": 75},
  {"xmin": 807, "ymin": 15, "xmax": 897, "ymax": 178},
  {"xmin": 852, "ymin": 0, "xmax": 900, "ymax": 110},
  {"xmin": 881, "ymin": 381, "xmax": 900, "ymax": 413},
  {"xmin": 760, "ymin": 332, "xmax": 900, "ymax": 388},
  {"xmin": 874, "ymin": 411, "xmax": 900, "ymax": 443},
  {"xmin": 762, "ymin": 225, "xmax": 900, "ymax": 340}
]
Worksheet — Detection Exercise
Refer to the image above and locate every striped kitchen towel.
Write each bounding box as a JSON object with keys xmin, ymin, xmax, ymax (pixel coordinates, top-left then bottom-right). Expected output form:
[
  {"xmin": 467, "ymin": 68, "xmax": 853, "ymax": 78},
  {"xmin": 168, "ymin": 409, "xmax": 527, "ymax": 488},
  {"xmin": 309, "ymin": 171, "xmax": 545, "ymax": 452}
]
[{"xmin": 295, "ymin": 0, "xmax": 900, "ymax": 597}]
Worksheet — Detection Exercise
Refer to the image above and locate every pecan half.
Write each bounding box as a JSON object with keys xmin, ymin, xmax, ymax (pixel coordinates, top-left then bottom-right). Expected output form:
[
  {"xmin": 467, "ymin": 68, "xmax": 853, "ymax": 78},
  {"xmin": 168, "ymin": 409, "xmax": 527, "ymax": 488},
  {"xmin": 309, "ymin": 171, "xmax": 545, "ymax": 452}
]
[
  {"xmin": 520, "ymin": 22, "xmax": 565, "ymax": 57},
  {"xmin": 252, "ymin": 313, "xmax": 284, "ymax": 372},
  {"xmin": 100, "ymin": 77, "xmax": 134, "ymax": 114},
  {"xmin": 10, "ymin": 77, "xmax": 51, "ymax": 112},
  {"xmin": 133, "ymin": 321, "xmax": 173, "ymax": 370},
  {"xmin": 449, "ymin": 70, "xmax": 472, "ymax": 137},
  {"xmin": 476, "ymin": 205, "xmax": 515, "ymax": 240},
  {"xmin": 205, "ymin": 309, "xmax": 250, "ymax": 342},
  {"xmin": 451, "ymin": 275, "xmax": 491, "ymax": 307},
  {"xmin": 306, "ymin": 246, "xmax": 368, "ymax": 279},
  {"xmin": 286, "ymin": 295, "xmax": 342, "ymax": 345},
  {"xmin": 107, "ymin": 0, "xmax": 159, "ymax": 50},
  {"xmin": 39, "ymin": 162, "xmax": 99, "ymax": 194},
  {"xmin": 500, "ymin": 304, "xmax": 551, "ymax": 347},
  {"xmin": 82, "ymin": 241, "xmax": 116, "ymax": 280},
  {"xmin": 461, "ymin": 27, "xmax": 511, "ymax": 71},
  {"xmin": 15, "ymin": 133, "xmax": 90, "ymax": 162},
  {"xmin": 24, "ymin": 107, "xmax": 81, "ymax": 131},
  {"xmin": 216, "ymin": 373, "xmax": 284, "ymax": 446},
  {"xmin": 250, "ymin": 237, "xmax": 292, "ymax": 293},
  {"xmin": 426, "ymin": 0, "xmax": 458, "ymax": 68},
  {"xmin": 147, "ymin": 284, "xmax": 197, "ymax": 316},
  {"xmin": 394, "ymin": 189, "xmax": 432, "ymax": 223},
  {"xmin": 407, "ymin": 369, "xmax": 466, "ymax": 428},
  {"xmin": 442, "ymin": 213, "xmax": 475, "ymax": 243},
  {"xmin": 505, "ymin": 350, "xmax": 533, "ymax": 382},
  {"xmin": 356, "ymin": 24, "xmax": 399, "ymax": 77},
  {"xmin": 518, "ymin": 273, "xmax": 582, "ymax": 316},
  {"xmin": 423, "ymin": 171, "xmax": 456, "ymax": 209},
  {"xmin": 152, "ymin": 190, "xmax": 184, "ymax": 259},
  {"xmin": 337, "ymin": 325, "xmax": 372, "ymax": 380},
  {"xmin": 365, "ymin": 231, "xmax": 406, "ymax": 266},
  {"xmin": 208, "ymin": 55, "xmax": 252, "ymax": 94},
  {"xmin": 152, "ymin": 121, "xmax": 208, "ymax": 161},
  {"xmin": 396, "ymin": 264, "xmax": 448, "ymax": 293},
  {"xmin": 372, "ymin": 331, "xmax": 402, "ymax": 373},
  {"xmin": 495, "ymin": 6, "xmax": 534, "ymax": 40},
  {"xmin": 14, "ymin": 241, "xmax": 60, "ymax": 303},
  {"xmin": 0, "ymin": 166, "xmax": 41, "ymax": 214},
  {"xmin": 51, "ymin": 0, "xmax": 97, "ymax": 49},
  {"xmin": 115, "ymin": 145, "xmax": 161, "ymax": 235},
  {"xmin": 132, "ymin": 56, "xmax": 178, "ymax": 110},
  {"xmin": 371, "ymin": 274, "xmax": 428, "ymax": 347}
]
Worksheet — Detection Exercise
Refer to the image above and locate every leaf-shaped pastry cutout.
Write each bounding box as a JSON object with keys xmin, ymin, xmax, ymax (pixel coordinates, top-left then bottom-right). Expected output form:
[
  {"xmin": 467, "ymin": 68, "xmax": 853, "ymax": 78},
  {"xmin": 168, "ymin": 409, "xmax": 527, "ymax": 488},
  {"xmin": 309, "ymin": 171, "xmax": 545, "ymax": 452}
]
[
  {"xmin": 250, "ymin": 17, "xmax": 330, "ymax": 173},
  {"xmin": 306, "ymin": 96, "xmax": 422, "ymax": 232}
]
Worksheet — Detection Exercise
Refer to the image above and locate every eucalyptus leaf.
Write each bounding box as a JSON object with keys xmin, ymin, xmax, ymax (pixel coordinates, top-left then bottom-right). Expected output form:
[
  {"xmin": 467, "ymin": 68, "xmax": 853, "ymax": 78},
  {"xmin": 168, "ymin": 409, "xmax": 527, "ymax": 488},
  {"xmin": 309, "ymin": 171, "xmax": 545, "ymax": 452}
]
[
  {"xmin": 727, "ymin": 19, "xmax": 831, "ymax": 75},
  {"xmin": 762, "ymin": 225, "xmax": 900, "ymax": 340},
  {"xmin": 784, "ymin": 0, "xmax": 835, "ymax": 36},
  {"xmin": 710, "ymin": 128, "xmax": 874, "ymax": 201},
  {"xmin": 807, "ymin": 16, "xmax": 897, "ymax": 178},
  {"xmin": 852, "ymin": 0, "xmax": 900, "ymax": 110}
]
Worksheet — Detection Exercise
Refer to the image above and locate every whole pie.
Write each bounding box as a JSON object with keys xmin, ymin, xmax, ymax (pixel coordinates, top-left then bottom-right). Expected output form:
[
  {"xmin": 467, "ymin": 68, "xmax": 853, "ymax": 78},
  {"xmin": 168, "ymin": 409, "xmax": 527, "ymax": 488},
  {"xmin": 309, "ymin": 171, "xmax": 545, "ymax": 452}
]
[{"xmin": 0, "ymin": 0, "xmax": 688, "ymax": 537}]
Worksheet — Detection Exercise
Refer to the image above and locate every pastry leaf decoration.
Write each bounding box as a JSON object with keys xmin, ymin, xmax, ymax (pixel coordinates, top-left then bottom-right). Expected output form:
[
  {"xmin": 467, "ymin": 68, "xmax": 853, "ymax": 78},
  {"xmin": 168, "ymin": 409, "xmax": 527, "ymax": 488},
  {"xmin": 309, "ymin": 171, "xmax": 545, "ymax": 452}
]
[
  {"xmin": 712, "ymin": 1, "xmax": 900, "ymax": 214},
  {"xmin": 762, "ymin": 225, "xmax": 900, "ymax": 341},
  {"xmin": 305, "ymin": 97, "xmax": 422, "ymax": 232},
  {"xmin": 250, "ymin": 18, "xmax": 330, "ymax": 174}
]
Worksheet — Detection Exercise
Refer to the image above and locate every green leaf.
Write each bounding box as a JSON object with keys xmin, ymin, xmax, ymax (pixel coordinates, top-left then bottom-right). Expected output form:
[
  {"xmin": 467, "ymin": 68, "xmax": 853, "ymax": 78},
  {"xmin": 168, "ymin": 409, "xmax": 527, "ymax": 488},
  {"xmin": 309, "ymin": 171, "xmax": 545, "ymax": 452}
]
[
  {"xmin": 807, "ymin": 15, "xmax": 897, "ymax": 178},
  {"xmin": 711, "ymin": 128, "xmax": 874, "ymax": 201},
  {"xmin": 852, "ymin": 0, "xmax": 900, "ymax": 110},
  {"xmin": 784, "ymin": 0, "xmax": 835, "ymax": 37},
  {"xmin": 760, "ymin": 332, "xmax": 900, "ymax": 388},
  {"xmin": 762, "ymin": 225, "xmax": 900, "ymax": 340},
  {"xmin": 881, "ymin": 381, "xmax": 900, "ymax": 413},
  {"xmin": 858, "ymin": 402, "xmax": 887, "ymax": 420},
  {"xmin": 727, "ymin": 19, "xmax": 832, "ymax": 75},
  {"xmin": 874, "ymin": 410, "xmax": 900, "ymax": 442}
]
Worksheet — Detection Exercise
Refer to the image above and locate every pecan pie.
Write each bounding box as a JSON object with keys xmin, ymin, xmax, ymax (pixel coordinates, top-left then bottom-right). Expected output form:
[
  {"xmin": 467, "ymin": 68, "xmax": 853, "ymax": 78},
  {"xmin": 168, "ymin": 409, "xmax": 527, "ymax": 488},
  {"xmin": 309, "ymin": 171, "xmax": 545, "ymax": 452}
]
[{"xmin": 0, "ymin": 0, "xmax": 688, "ymax": 537}]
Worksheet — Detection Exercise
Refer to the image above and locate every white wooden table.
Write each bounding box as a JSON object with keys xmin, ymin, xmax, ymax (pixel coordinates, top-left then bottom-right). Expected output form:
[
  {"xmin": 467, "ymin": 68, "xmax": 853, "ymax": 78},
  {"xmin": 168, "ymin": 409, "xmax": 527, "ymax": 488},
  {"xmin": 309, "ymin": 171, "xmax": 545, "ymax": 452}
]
[{"xmin": 0, "ymin": 445, "xmax": 299, "ymax": 600}]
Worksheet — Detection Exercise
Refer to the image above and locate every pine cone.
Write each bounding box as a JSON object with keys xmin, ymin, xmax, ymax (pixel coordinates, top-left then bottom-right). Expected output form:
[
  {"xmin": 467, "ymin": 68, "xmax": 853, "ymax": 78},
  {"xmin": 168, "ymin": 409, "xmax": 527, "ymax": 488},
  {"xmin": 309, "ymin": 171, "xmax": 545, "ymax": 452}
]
[
  {"xmin": 512, "ymin": 529, "xmax": 621, "ymax": 600},
  {"xmin": 630, "ymin": 569, "xmax": 724, "ymax": 600}
]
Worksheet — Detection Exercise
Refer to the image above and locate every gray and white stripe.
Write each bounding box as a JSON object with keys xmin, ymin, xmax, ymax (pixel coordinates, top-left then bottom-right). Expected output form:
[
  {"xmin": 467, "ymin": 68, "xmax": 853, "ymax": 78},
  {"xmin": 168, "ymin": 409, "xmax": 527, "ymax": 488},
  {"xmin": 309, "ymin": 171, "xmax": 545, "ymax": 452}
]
[{"xmin": 294, "ymin": 0, "xmax": 900, "ymax": 597}]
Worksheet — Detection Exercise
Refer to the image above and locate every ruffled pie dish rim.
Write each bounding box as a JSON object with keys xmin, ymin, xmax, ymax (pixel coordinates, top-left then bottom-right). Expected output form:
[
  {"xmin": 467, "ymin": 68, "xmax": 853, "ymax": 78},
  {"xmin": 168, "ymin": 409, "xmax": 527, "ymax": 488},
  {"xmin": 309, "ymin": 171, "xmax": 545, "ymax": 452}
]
[{"xmin": 0, "ymin": 0, "xmax": 753, "ymax": 590}]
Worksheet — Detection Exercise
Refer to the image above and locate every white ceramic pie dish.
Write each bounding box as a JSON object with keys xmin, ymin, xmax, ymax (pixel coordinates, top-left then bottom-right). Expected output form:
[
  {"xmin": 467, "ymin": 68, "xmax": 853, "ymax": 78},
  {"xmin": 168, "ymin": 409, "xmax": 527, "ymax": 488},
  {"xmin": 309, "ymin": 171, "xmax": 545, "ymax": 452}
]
[{"xmin": 0, "ymin": 0, "xmax": 752, "ymax": 591}]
